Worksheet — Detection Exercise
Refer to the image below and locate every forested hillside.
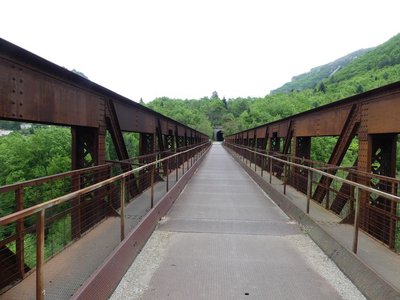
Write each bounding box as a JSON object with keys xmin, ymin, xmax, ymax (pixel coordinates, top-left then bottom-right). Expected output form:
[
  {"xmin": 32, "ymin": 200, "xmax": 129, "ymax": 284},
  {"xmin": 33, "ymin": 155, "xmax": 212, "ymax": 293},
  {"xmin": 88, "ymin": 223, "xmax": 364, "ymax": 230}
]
[
  {"xmin": 270, "ymin": 48, "xmax": 373, "ymax": 94},
  {"xmin": 147, "ymin": 33, "xmax": 400, "ymax": 137}
]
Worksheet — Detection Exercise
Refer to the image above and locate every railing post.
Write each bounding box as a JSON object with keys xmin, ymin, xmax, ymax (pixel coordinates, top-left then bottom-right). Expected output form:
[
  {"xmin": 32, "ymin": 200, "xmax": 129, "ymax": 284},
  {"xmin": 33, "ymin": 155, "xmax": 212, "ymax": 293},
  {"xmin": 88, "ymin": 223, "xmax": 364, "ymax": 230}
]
[
  {"xmin": 253, "ymin": 150, "xmax": 256, "ymax": 171},
  {"xmin": 283, "ymin": 163, "xmax": 288, "ymax": 195},
  {"xmin": 182, "ymin": 152, "xmax": 185, "ymax": 175},
  {"xmin": 16, "ymin": 187, "xmax": 25, "ymax": 279},
  {"xmin": 325, "ymin": 181, "xmax": 330, "ymax": 209},
  {"xmin": 353, "ymin": 187, "xmax": 360, "ymax": 253},
  {"xmin": 36, "ymin": 210, "xmax": 45, "ymax": 300},
  {"xmin": 350, "ymin": 173, "xmax": 355, "ymax": 213},
  {"xmin": 151, "ymin": 164, "xmax": 155, "ymax": 208},
  {"xmin": 175, "ymin": 154, "xmax": 178, "ymax": 182},
  {"xmin": 166, "ymin": 157, "xmax": 169, "ymax": 192},
  {"xmin": 71, "ymin": 173, "xmax": 82, "ymax": 239},
  {"xmin": 261, "ymin": 156, "xmax": 264, "ymax": 177},
  {"xmin": 306, "ymin": 170, "xmax": 312, "ymax": 214},
  {"xmin": 269, "ymin": 157, "xmax": 273, "ymax": 184},
  {"xmin": 389, "ymin": 182, "xmax": 396, "ymax": 249},
  {"xmin": 120, "ymin": 177, "xmax": 125, "ymax": 241}
]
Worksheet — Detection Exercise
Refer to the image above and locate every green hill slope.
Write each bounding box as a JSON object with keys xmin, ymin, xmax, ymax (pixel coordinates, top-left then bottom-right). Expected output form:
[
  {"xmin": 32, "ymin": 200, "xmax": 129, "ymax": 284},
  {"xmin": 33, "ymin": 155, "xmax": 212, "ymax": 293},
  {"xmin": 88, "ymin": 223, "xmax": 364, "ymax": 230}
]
[{"xmin": 271, "ymin": 48, "xmax": 373, "ymax": 94}]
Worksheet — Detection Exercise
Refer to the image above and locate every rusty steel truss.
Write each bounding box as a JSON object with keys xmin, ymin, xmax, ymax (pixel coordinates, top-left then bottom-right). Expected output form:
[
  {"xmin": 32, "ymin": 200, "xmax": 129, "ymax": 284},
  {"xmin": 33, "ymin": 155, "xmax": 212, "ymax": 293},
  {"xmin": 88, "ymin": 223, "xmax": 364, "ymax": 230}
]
[
  {"xmin": 225, "ymin": 81, "xmax": 400, "ymax": 249},
  {"xmin": 0, "ymin": 38, "xmax": 208, "ymax": 165},
  {"xmin": 0, "ymin": 38, "xmax": 208, "ymax": 292}
]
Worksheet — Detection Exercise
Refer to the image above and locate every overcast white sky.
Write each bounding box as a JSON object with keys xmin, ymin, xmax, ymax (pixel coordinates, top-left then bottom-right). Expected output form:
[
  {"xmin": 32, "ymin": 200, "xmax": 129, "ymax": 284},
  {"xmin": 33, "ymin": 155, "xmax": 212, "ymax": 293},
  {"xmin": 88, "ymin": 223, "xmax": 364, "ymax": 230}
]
[{"xmin": 0, "ymin": 0, "xmax": 399, "ymax": 102}]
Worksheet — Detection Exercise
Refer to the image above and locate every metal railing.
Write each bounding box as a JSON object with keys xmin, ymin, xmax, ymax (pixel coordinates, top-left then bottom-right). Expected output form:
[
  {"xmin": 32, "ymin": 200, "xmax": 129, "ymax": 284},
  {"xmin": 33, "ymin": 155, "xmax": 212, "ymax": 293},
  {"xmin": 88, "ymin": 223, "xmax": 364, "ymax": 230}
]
[
  {"xmin": 0, "ymin": 143, "xmax": 205, "ymax": 289},
  {"xmin": 0, "ymin": 142, "xmax": 210, "ymax": 299},
  {"xmin": 224, "ymin": 142, "xmax": 400, "ymax": 255}
]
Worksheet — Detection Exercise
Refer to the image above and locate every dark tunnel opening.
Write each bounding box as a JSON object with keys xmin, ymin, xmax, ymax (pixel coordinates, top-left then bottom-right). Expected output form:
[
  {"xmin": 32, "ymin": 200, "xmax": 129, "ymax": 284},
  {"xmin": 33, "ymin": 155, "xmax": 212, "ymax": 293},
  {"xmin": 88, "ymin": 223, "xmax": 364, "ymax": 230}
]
[{"xmin": 216, "ymin": 130, "xmax": 224, "ymax": 141}]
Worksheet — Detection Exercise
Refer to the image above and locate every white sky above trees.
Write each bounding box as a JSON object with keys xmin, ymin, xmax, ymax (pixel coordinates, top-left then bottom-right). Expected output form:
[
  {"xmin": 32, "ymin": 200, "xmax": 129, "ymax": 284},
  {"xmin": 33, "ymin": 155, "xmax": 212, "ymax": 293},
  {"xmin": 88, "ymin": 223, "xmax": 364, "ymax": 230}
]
[{"xmin": 0, "ymin": 0, "xmax": 399, "ymax": 102}]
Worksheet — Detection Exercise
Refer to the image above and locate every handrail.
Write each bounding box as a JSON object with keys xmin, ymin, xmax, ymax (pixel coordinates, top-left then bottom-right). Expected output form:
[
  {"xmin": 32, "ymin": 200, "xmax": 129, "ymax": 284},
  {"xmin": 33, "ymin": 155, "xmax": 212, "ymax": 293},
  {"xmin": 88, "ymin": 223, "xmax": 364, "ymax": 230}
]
[
  {"xmin": 225, "ymin": 143, "xmax": 400, "ymax": 203},
  {"xmin": 235, "ymin": 143, "xmax": 400, "ymax": 183},
  {"xmin": 0, "ymin": 144, "xmax": 200, "ymax": 194},
  {"xmin": 0, "ymin": 142, "xmax": 210, "ymax": 226},
  {"xmin": 0, "ymin": 163, "xmax": 112, "ymax": 193},
  {"xmin": 104, "ymin": 144, "xmax": 193, "ymax": 165},
  {"xmin": 225, "ymin": 141, "xmax": 400, "ymax": 254}
]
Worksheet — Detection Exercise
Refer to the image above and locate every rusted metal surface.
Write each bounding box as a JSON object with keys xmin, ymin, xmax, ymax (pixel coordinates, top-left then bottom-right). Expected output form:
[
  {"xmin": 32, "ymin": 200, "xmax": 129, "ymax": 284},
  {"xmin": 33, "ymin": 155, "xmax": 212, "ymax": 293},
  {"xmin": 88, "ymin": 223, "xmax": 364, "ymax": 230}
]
[
  {"xmin": 227, "ymin": 81, "xmax": 400, "ymax": 141},
  {"xmin": 0, "ymin": 39, "xmax": 207, "ymax": 142},
  {"xmin": 105, "ymin": 100, "xmax": 129, "ymax": 161},
  {"xmin": 282, "ymin": 120, "xmax": 293, "ymax": 154},
  {"xmin": 0, "ymin": 39, "xmax": 208, "ymax": 151},
  {"xmin": 313, "ymin": 104, "xmax": 361, "ymax": 203},
  {"xmin": 0, "ymin": 57, "xmax": 101, "ymax": 127}
]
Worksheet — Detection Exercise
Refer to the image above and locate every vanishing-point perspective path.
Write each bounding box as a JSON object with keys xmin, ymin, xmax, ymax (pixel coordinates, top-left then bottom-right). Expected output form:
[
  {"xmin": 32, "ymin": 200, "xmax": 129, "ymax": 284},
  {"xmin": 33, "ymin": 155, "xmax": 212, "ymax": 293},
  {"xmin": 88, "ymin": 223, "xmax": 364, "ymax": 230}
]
[{"xmin": 111, "ymin": 143, "xmax": 365, "ymax": 300}]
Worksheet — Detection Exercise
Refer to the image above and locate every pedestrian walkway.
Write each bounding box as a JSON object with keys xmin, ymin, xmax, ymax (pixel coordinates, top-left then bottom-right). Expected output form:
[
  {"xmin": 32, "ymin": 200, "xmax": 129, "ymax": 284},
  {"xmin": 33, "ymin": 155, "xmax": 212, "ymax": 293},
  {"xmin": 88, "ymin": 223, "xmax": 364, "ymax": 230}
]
[{"xmin": 111, "ymin": 144, "xmax": 364, "ymax": 300}]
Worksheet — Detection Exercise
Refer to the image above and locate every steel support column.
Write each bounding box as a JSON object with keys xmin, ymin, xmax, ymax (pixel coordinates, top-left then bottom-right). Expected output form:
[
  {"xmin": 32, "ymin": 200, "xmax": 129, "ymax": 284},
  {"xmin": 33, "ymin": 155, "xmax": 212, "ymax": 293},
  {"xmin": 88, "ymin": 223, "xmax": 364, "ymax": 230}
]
[
  {"xmin": 367, "ymin": 133, "xmax": 397, "ymax": 247},
  {"xmin": 138, "ymin": 133, "xmax": 155, "ymax": 191},
  {"xmin": 292, "ymin": 136, "xmax": 311, "ymax": 194},
  {"xmin": 71, "ymin": 126, "xmax": 105, "ymax": 238},
  {"xmin": 270, "ymin": 133, "xmax": 281, "ymax": 177},
  {"xmin": 139, "ymin": 133, "xmax": 155, "ymax": 156}
]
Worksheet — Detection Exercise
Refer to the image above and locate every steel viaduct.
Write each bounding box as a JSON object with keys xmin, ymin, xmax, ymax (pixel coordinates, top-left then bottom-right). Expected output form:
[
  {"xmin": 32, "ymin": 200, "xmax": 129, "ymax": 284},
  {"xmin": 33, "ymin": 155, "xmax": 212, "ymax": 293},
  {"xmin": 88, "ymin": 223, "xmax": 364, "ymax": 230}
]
[{"xmin": 0, "ymin": 39, "xmax": 400, "ymax": 299}]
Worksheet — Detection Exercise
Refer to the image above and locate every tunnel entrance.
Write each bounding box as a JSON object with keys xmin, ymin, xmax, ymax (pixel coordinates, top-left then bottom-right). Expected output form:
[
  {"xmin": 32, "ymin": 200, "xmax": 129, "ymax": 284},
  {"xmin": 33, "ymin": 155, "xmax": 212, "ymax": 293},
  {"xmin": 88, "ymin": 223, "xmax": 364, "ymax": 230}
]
[
  {"xmin": 216, "ymin": 130, "xmax": 224, "ymax": 141},
  {"xmin": 213, "ymin": 126, "xmax": 224, "ymax": 141}
]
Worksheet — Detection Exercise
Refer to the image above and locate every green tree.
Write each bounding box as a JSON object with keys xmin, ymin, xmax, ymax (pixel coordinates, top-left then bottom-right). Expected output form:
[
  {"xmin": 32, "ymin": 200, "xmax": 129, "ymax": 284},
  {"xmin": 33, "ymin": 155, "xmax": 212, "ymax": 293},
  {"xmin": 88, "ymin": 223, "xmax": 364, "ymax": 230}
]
[
  {"xmin": 222, "ymin": 97, "xmax": 228, "ymax": 109},
  {"xmin": 211, "ymin": 91, "xmax": 219, "ymax": 99},
  {"xmin": 318, "ymin": 82, "xmax": 326, "ymax": 93}
]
